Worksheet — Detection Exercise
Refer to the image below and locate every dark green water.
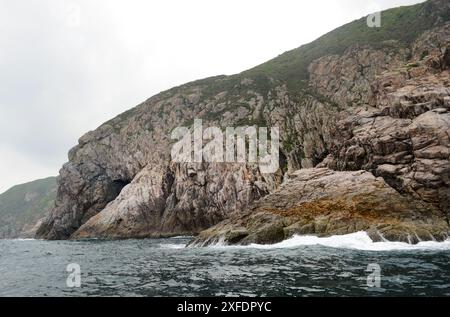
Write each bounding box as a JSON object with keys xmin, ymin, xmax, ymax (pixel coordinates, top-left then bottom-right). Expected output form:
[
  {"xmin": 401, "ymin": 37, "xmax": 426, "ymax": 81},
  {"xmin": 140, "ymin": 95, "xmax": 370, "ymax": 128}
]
[{"xmin": 1, "ymin": 233, "xmax": 449, "ymax": 297}]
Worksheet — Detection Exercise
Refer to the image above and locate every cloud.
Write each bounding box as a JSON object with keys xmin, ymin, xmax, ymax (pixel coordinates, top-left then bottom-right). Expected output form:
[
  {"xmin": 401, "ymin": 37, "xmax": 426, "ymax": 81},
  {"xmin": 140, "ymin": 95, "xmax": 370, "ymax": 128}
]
[{"xmin": 0, "ymin": 0, "xmax": 425, "ymax": 193}]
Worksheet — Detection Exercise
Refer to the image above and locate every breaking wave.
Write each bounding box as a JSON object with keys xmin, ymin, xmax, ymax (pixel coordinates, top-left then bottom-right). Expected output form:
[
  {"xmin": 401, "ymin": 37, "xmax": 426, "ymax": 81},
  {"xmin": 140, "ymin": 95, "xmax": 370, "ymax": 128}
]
[
  {"xmin": 202, "ymin": 232, "xmax": 450, "ymax": 252},
  {"xmin": 159, "ymin": 243, "xmax": 187, "ymax": 249},
  {"xmin": 247, "ymin": 232, "xmax": 450, "ymax": 251}
]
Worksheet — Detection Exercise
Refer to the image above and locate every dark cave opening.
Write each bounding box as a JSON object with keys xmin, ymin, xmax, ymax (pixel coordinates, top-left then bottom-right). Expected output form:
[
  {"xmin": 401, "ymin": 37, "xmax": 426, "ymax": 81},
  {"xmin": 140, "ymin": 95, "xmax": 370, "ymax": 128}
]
[{"xmin": 105, "ymin": 179, "xmax": 131, "ymax": 203}]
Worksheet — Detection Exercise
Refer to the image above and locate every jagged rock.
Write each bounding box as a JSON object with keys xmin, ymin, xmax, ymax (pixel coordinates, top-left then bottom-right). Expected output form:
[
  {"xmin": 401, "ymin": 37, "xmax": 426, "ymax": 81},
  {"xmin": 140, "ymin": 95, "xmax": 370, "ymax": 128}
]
[
  {"xmin": 308, "ymin": 46, "xmax": 408, "ymax": 108},
  {"xmin": 322, "ymin": 86, "xmax": 450, "ymax": 222},
  {"xmin": 188, "ymin": 169, "xmax": 449, "ymax": 246}
]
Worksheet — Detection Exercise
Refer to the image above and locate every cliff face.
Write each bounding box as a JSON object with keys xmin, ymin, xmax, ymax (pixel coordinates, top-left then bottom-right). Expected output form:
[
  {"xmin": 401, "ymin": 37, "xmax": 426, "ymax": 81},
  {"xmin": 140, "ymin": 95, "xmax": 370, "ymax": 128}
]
[
  {"xmin": 37, "ymin": 0, "xmax": 450, "ymax": 241},
  {"xmin": 0, "ymin": 177, "xmax": 56, "ymax": 239}
]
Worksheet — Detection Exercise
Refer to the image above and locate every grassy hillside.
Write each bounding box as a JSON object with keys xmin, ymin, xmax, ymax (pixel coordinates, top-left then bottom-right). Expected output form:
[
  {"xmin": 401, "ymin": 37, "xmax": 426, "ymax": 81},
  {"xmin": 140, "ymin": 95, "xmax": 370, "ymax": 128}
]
[
  {"xmin": 178, "ymin": 0, "xmax": 449, "ymax": 97},
  {"xmin": 106, "ymin": 0, "xmax": 449, "ymax": 127},
  {"xmin": 243, "ymin": 0, "xmax": 446, "ymax": 89},
  {"xmin": 0, "ymin": 177, "xmax": 57, "ymax": 238}
]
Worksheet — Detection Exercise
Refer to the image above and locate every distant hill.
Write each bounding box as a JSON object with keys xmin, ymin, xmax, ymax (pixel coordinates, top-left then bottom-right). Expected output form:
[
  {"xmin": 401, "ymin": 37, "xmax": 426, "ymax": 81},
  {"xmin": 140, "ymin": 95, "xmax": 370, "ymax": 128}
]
[{"xmin": 0, "ymin": 177, "xmax": 57, "ymax": 238}]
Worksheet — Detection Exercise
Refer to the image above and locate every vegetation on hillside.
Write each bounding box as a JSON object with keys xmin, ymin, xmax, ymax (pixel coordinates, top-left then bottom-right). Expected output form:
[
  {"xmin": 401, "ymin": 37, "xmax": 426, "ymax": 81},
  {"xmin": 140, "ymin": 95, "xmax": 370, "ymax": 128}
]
[
  {"xmin": 104, "ymin": 1, "xmax": 449, "ymax": 131},
  {"xmin": 181, "ymin": 0, "xmax": 448, "ymax": 98},
  {"xmin": 0, "ymin": 177, "xmax": 57, "ymax": 238}
]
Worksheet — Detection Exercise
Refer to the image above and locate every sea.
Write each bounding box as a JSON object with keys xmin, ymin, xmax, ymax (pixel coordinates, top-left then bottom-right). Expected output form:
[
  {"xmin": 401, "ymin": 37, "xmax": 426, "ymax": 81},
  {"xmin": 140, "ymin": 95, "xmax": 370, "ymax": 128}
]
[{"xmin": 1, "ymin": 232, "xmax": 449, "ymax": 297}]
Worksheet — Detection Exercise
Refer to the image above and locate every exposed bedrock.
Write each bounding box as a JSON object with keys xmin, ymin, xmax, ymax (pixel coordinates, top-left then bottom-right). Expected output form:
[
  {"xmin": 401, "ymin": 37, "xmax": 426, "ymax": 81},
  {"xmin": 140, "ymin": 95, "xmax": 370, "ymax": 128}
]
[
  {"xmin": 188, "ymin": 168, "xmax": 449, "ymax": 247},
  {"xmin": 72, "ymin": 163, "xmax": 282, "ymax": 239}
]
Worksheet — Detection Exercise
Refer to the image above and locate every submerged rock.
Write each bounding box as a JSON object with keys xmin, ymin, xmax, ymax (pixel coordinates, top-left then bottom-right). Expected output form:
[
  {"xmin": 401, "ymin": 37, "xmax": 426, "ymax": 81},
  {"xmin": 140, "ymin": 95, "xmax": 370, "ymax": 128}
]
[{"xmin": 189, "ymin": 169, "xmax": 449, "ymax": 247}]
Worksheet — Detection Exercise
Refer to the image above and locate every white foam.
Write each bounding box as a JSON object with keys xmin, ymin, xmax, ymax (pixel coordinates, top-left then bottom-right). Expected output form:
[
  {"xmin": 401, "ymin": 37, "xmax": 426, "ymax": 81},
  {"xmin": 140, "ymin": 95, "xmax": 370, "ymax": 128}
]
[
  {"xmin": 244, "ymin": 232, "xmax": 450, "ymax": 251},
  {"xmin": 199, "ymin": 232, "xmax": 450, "ymax": 251},
  {"xmin": 160, "ymin": 243, "xmax": 186, "ymax": 249}
]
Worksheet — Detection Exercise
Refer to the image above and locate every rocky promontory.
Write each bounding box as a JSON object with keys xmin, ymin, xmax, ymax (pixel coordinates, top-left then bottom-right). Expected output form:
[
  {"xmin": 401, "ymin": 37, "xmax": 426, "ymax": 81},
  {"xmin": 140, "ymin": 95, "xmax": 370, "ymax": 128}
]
[{"xmin": 36, "ymin": 0, "xmax": 450, "ymax": 244}]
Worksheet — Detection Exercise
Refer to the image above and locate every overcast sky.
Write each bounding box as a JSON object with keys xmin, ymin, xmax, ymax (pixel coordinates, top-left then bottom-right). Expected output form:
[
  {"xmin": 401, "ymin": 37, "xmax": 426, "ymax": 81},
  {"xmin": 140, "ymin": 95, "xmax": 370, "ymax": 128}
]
[{"xmin": 0, "ymin": 0, "xmax": 425, "ymax": 193}]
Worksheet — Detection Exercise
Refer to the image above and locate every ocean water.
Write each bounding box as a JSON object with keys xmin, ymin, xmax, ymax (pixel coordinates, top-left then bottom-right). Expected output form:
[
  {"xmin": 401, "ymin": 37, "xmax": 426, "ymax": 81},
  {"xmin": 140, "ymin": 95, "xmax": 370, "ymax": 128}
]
[{"xmin": 1, "ymin": 232, "xmax": 450, "ymax": 297}]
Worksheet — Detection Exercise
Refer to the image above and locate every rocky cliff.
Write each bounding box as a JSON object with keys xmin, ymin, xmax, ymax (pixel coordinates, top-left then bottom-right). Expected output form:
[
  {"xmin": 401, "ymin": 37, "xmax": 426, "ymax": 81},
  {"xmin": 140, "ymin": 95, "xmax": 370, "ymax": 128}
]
[
  {"xmin": 37, "ymin": 0, "xmax": 450, "ymax": 243},
  {"xmin": 0, "ymin": 177, "xmax": 56, "ymax": 239}
]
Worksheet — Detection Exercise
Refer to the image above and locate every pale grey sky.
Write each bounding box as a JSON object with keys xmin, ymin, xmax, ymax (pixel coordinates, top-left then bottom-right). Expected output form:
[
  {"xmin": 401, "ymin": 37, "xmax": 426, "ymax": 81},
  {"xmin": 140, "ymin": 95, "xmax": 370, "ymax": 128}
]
[{"xmin": 0, "ymin": 0, "xmax": 424, "ymax": 193}]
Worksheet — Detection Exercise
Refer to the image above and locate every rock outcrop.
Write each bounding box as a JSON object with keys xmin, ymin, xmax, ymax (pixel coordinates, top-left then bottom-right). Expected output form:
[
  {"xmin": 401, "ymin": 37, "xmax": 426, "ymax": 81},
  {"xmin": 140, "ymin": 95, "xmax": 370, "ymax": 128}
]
[
  {"xmin": 37, "ymin": 0, "xmax": 450, "ymax": 242},
  {"xmin": 189, "ymin": 169, "xmax": 449, "ymax": 247},
  {"xmin": 321, "ymin": 106, "xmax": 450, "ymax": 221},
  {"xmin": 320, "ymin": 34, "xmax": 450, "ymax": 222}
]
